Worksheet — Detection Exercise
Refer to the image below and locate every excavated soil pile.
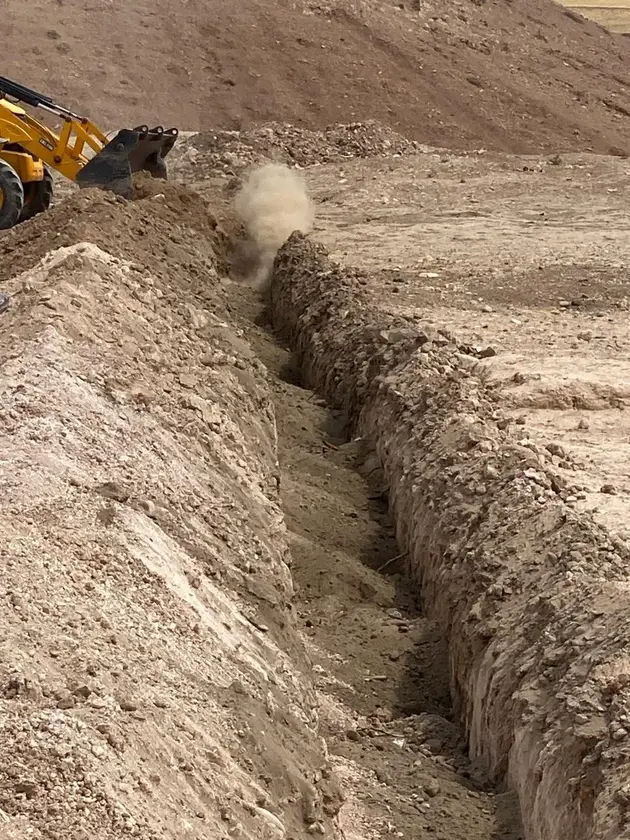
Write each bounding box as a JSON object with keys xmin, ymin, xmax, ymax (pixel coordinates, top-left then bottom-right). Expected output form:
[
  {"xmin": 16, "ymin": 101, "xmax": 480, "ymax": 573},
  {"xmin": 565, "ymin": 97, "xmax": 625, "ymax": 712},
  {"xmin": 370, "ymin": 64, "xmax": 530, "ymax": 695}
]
[
  {"xmin": 270, "ymin": 233, "xmax": 630, "ymax": 840},
  {"xmin": 171, "ymin": 123, "xmax": 425, "ymax": 181},
  {"xmin": 7, "ymin": 0, "xmax": 630, "ymax": 154},
  {"xmin": 0, "ymin": 189, "xmax": 345, "ymax": 840}
]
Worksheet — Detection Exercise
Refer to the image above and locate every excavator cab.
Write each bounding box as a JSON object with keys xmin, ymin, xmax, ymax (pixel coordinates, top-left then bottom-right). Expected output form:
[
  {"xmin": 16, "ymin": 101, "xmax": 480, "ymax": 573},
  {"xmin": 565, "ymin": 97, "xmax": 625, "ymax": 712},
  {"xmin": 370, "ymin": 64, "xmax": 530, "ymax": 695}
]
[{"xmin": 0, "ymin": 75, "xmax": 178, "ymax": 229}]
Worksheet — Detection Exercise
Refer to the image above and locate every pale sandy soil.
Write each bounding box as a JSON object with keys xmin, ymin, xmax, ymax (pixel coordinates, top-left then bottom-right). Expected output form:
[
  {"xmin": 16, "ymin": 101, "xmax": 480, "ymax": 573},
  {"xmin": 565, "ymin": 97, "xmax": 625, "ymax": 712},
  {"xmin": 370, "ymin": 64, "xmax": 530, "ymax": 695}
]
[{"xmin": 306, "ymin": 150, "xmax": 630, "ymax": 541}]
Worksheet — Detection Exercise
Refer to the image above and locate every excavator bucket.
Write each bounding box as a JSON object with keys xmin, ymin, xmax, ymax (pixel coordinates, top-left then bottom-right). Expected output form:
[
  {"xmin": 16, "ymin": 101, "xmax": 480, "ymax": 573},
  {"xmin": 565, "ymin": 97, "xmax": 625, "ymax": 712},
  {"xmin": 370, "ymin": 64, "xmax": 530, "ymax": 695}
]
[{"xmin": 75, "ymin": 125, "xmax": 178, "ymax": 197}]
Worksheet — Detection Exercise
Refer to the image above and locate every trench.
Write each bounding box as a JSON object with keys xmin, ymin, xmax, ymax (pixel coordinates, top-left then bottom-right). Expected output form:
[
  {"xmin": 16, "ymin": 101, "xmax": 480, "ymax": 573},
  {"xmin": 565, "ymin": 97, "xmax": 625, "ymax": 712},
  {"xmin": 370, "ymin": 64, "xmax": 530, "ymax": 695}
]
[
  {"xmin": 237, "ymin": 228, "xmax": 630, "ymax": 840},
  {"xmin": 227, "ymin": 281, "xmax": 524, "ymax": 840}
]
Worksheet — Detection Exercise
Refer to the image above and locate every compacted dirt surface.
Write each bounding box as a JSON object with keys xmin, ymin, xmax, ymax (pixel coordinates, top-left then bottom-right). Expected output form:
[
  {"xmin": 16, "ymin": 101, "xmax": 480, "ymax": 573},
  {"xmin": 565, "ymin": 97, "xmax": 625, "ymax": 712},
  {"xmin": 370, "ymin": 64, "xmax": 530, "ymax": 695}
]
[{"xmin": 303, "ymin": 148, "xmax": 630, "ymax": 541}]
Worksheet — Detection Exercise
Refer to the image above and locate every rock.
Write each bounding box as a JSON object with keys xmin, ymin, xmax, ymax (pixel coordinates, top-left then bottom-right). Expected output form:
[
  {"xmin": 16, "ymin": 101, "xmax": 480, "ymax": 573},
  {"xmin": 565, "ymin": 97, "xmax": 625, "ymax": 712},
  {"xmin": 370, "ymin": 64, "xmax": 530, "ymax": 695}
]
[
  {"xmin": 179, "ymin": 373, "xmax": 197, "ymax": 389},
  {"xmin": 601, "ymin": 484, "xmax": 618, "ymax": 495},
  {"xmin": 546, "ymin": 442, "xmax": 567, "ymax": 458},
  {"xmin": 95, "ymin": 481, "xmax": 130, "ymax": 503},
  {"xmin": 375, "ymin": 767, "xmax": 392, "ymax": 784},
  {"xmin": 72, "ymin": 684, "xmax": 93, "ymax": 699},
  {"xmin": 478, "ymin": 346, "xmax": 497, "ymax": 358},
  {"xmin": 56, "ymin": 692, "xmax": 76, "ymax": 710},
  {"xmin": 423, "ymin": 779, "xmax": 441, "ymax": 797},
  {"xmin": 137, "ymin": 498, "xmax": 158, "ymax": 518},
  {"xmin": 15, "ymin": 781, "xmax": 38, "ymax": 799}
]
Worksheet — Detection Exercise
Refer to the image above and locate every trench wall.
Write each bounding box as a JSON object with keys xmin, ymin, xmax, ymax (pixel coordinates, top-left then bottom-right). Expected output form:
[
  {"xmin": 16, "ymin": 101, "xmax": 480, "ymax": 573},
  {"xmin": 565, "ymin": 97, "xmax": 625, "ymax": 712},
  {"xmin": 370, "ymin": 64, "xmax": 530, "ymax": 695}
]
[
  {"xmin": 0, "ymin": 195, "xmax": 340, "ymax": 840},
  {"xmin": 270, "ymin": 232, "xmax": 630, "ymax": 840}
]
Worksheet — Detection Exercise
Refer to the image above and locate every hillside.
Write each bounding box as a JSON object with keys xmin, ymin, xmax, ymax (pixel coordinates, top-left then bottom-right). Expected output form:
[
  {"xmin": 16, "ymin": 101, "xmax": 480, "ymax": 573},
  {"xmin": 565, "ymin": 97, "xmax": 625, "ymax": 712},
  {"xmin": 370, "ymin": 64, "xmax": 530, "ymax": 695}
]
[{"xmin": 5, "ymin": 0, "xmax": 630, "ymax": 154}]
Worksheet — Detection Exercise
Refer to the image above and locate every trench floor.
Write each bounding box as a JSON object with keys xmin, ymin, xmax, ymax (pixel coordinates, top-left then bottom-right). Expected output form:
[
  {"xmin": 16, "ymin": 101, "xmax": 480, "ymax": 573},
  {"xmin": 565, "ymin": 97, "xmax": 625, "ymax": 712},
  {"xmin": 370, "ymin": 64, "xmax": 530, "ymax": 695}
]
[{"xmin": 227, "ymin": 282, "xmax": 523, "ymax": 840}]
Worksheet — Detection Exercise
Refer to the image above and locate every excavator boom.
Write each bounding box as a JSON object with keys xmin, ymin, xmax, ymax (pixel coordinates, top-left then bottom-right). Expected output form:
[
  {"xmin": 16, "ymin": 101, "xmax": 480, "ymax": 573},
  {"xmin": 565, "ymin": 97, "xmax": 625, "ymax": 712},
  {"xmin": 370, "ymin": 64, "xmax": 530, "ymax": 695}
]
[{"xmin": 0, "ymin": 75, "xmax": 178, "ymax": 198}]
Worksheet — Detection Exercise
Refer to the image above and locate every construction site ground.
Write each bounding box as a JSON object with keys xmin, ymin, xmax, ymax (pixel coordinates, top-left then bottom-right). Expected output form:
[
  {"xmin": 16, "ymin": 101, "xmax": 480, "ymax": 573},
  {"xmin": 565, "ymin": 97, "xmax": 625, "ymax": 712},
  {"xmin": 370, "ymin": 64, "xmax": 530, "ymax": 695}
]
[
  {"xmin": 0, "ymin": 138, "xmax": 529, "ymax": 840},
  {"xmin": 2, "ymin": 120, "xmax": 630, "ymax": 839},
  {"xmin": 306, "ymin": 148, "xmax": 630, "ymax": 540},
  {"xmin": 5, "ymin": 0, "xmax": 630, "ymax": 837}
]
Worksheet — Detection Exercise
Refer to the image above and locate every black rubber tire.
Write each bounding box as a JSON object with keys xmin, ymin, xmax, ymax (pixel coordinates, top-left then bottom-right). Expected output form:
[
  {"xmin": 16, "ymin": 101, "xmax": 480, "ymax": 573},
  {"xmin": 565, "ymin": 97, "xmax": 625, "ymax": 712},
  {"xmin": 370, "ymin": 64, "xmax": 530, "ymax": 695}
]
[
  {"xmin": 0, "ymin": 159, "xmax": 25, "ymax": 230},
  {"xmin": 19, "ymin": 167, "xmax": 54, "ymax": 223}
]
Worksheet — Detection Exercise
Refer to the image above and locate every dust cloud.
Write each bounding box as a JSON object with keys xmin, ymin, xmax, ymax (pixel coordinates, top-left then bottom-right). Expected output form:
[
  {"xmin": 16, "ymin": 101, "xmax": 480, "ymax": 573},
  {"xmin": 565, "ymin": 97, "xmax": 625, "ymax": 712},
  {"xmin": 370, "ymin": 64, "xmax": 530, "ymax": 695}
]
[{"xmin": 233, "ymin": 163, "xmax": 314, "ymax": 290}]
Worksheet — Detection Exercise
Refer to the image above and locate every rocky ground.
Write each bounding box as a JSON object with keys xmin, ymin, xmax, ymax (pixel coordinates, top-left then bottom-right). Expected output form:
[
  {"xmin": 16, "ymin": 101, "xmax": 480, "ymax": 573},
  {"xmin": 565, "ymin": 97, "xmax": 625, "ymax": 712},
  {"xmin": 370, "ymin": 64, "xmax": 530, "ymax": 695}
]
[
  {"xmin": 0, "ymin": 142, "xmax": 529, "ymax": 840},
  {"xmin": 0, "ymin": 127, "xmax": 534, "ymax": 840}
]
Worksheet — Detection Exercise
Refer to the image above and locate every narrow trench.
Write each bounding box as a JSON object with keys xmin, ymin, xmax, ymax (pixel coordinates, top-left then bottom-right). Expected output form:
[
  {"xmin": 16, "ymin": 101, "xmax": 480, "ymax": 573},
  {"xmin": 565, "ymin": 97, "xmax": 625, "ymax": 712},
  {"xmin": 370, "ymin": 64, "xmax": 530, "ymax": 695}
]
[{"xmin": 227, "ymin": 282, "xmax": 524, "ymax": 840}]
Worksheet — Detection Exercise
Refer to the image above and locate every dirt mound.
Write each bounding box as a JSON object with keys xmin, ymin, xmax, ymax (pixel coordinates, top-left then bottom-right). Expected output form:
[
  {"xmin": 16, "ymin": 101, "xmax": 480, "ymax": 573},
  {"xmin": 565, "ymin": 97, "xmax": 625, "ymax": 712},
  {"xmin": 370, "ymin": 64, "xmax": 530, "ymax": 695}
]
[
  {"xmin": 0, "ymin": 197, "xmax": 344, "ymax": 840},
  {"xmin": 0, "ymin": 182, "xmax": 229, "ymax": 287},
  {"xmin": 6, "ymin": 0, "xmax": 630, "ymax": 154},
  {"xmin": 172, "ymin": 122, "xmax": 424, "ymax": 179},
  {"xmin": 270, "ymin": 231, "xmax": 630, "ymax": 840}
]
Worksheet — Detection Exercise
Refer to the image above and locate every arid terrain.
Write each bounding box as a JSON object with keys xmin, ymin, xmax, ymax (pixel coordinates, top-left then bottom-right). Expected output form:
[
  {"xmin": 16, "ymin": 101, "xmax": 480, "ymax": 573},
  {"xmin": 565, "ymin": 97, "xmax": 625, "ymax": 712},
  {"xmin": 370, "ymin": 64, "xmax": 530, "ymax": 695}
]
[
  {"xmin": 562, "ymin": 0, "xmax": 630, "ymax": 33},
  {"xmin": 3, "ymin": 1, "xmax": 630, "ymax": 840},
  {"xmin": 6, "ymin": 0, "xmax": 630, "ymax": 154}
]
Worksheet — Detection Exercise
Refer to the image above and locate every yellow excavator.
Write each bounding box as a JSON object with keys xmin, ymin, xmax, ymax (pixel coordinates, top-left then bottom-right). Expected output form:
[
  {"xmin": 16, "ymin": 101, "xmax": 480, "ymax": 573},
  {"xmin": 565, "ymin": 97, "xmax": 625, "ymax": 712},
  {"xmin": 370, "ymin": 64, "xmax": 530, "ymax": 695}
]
[{"xmin": 0, "ymin": 75, "xmax": 178, "ymax": 230}]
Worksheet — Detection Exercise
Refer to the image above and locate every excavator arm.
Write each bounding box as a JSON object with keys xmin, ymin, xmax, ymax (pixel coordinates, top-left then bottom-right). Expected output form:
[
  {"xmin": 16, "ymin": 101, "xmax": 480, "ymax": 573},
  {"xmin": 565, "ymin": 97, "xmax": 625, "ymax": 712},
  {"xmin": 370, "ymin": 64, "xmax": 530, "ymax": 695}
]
[{"xmin": 0, "ymin": 75, "xmax": 178, "ymax": 197}]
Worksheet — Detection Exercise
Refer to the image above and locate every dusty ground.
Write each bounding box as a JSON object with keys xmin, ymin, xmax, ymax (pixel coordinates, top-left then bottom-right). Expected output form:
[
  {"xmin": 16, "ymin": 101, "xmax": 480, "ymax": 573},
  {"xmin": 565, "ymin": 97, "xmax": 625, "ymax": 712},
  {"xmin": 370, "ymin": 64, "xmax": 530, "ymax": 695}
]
[
  {"xmin": 5, "ymin": 0, "xmax": 630, "ymax": 834},
  {"xmin": 302, "ymin": 149, "xmax": 630, "ymax": 542},
  {"xmin": 179, "ymin": 122, "xmax": 630, "ymax": 838},
  {"xmin": 5, "ymin": 117, "xmax": 630, "ymax": 840},
  {"xmin": 0, "ymin": 132, "xmax": 533, "ymax": 840},
  {"xmin": 6, "ymin": 0, "xmax": 630, "ymax": 154},
  {"xmin": 269, "ymin": 228, "xmax": 630, "ymax": 840}
]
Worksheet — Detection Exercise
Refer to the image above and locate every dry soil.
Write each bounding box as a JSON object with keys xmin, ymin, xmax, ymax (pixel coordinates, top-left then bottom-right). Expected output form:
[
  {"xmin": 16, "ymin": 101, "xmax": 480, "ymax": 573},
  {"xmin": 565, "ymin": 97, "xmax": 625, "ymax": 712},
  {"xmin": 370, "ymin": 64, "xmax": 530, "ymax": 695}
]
[
  {"xmin": 6, "ymin": 0, "xmax": 630, "ymax": 154},
  {"xmin": 4, "ymin": 0, "xmax": 630, "ymax": 838}
]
